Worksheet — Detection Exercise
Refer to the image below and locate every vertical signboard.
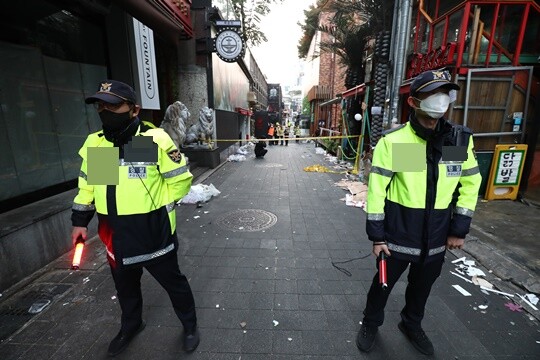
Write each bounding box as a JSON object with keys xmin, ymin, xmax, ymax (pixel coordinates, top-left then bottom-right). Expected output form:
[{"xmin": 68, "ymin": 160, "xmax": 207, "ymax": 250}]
[
  {"xmin": 484, "ymin": 144, "xmax": 528, "ymax": 200},
  {"xmin": 132, "ymin": 19, "xmax": 160, "ymax": 110}
]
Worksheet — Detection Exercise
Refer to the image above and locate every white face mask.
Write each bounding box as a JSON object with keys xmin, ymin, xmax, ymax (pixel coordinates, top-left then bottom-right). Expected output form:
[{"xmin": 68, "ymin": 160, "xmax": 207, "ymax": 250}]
[{"xmin": 417, "ymin": 93, "xmax": 451, "ymax": 119}]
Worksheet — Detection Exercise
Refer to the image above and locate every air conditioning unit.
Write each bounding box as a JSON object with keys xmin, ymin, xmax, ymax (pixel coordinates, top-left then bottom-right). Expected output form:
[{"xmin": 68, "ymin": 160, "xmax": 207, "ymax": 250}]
[{"xmin": 247, "ymin": 91, "xmax": 257, "ymax": 103}]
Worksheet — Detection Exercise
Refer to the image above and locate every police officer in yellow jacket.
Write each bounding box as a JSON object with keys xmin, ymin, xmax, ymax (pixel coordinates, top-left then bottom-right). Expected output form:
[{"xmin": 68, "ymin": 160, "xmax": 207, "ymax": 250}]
[
  {"xmin": 356, "ymin": 70, "xmax": 481, "ymax": 355},
  {"xmin": 71, "ymin": 80, "xmax": 200, "ymax": 356}
]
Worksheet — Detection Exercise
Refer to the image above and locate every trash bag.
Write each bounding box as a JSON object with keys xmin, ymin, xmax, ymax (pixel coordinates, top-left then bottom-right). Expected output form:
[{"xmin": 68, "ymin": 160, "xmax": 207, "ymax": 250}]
[
  {"xmin": 237, "ymin": 142, "xmax": 255, "ymax": 155},
  {"xmin": 179, "ymin": 183, "xmax": 221, "ymax": 204},
  {"xmin": 227, "ymin": 154, "xmax": 247, "ymax": 162}
]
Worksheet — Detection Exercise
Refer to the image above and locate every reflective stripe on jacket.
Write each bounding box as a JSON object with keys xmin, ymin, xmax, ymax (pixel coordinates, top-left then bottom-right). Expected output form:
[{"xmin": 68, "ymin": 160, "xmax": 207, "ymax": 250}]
[{"xmin": 366, "ymin": 121, "xmax": 482, "ymax": 263}]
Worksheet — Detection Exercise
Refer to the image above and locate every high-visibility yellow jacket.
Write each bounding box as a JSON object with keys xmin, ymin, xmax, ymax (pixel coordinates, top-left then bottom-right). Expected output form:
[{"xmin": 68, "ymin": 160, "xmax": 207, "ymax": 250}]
[
  {"xmin": 71, "ymin": 120, "xmax": 192, "ymax": 267},
  {"xmin": 366, "ymin": 117, "xmax": 482, "ymax": 263}
]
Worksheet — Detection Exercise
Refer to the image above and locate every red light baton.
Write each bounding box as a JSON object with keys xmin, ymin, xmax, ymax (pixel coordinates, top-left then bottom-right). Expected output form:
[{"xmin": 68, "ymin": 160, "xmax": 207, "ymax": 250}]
[
  {"xmin": 378, "ymin": 251, "xmax": 388, "ymax": 290},
  {"xmin": 71, "ymin": 236, "xmax": 85, "ymax": 270}
]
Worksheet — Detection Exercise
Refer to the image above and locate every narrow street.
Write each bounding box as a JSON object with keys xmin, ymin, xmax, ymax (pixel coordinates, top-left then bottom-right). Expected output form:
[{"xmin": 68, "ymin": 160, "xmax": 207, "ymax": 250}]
[{"xmin": 0, "ymin": 141, "xmax": 539, "ymax": 359}]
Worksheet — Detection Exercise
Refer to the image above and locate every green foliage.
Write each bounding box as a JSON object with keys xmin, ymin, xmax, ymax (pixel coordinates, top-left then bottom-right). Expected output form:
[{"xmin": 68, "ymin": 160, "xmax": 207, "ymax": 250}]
[
  {"xmin": 297, "ymin": 0, "xmax": 395, "ymax": 85},
  {"xmin": 319, "ymin": 0, "xmax": 394, "ymax": 67},
  {"xmin": 302, "ymin": 96, "xmax": 311, "ymax": 115},
  {"xmin": 322, "ymin": 138, "xmax": 339, "ymax": 154},
  {"xmin": 297, "ymin": 2, "xmax": 324, "ymax": 59}
]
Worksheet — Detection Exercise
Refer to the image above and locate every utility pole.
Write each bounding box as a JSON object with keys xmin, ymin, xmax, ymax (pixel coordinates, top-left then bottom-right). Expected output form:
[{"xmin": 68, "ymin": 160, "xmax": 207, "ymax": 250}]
[{"xmin": 388, "ymin": 0, "xmax": 412, "ymax": 125}]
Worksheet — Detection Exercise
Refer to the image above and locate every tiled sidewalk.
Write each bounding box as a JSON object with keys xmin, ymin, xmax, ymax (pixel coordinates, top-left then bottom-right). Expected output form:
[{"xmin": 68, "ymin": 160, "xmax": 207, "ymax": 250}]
[{"xmin": 0, "ymin": 141, "xmax": 538, "ymax": 359}]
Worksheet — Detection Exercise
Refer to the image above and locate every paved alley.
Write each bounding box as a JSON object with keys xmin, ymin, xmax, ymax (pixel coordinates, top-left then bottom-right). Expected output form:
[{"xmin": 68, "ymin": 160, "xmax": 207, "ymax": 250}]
[{"xmin": 0, "ymin": 141, "xmax": 539, "ymax": 360}]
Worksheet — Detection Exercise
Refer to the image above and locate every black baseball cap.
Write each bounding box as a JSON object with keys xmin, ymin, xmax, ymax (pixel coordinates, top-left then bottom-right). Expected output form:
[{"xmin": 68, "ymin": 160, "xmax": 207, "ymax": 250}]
[
  {"xmin": 410, "ymin": 70, "xmax": 460, "ymax": 96},
  {"xmin": 85, "ymin": 80, "xmax": 137, "ymax": 104}
]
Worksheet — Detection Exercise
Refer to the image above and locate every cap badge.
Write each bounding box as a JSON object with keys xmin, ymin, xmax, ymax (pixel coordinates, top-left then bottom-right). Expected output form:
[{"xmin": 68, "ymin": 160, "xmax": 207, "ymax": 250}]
[
  {"xmin": 100, "ymin": 82, "xmax": 113, "ymax": 92},
  {"xmin": 432, "ymin": 71, "xmax": 446, "ymax": 80}
]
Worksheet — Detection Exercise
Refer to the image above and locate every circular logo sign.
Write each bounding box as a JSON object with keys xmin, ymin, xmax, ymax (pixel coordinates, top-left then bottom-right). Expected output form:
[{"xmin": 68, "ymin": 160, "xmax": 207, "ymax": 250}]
[{"xmin": 214, "ymin": 29, "xmax": 244, "ymax": 63}]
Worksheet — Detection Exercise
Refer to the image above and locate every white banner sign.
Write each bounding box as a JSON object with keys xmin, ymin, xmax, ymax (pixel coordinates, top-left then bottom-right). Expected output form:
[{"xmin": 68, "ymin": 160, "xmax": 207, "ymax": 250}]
[{"xmin": 133, "ymin": 19, "xmax": 160, "ymax": 109}]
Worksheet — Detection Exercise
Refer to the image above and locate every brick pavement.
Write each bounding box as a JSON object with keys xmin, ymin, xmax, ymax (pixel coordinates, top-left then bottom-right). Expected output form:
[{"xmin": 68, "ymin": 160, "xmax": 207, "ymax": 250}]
[{"xmin": 0, "ymin": 141, "xmax": 539, "ymax": 359}]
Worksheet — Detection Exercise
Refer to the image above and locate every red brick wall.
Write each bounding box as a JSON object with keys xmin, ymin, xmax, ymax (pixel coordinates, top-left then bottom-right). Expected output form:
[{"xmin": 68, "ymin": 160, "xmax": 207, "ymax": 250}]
[{"xmin": 317, "ymin": 13, "xmax": 347, "ymax": 98}]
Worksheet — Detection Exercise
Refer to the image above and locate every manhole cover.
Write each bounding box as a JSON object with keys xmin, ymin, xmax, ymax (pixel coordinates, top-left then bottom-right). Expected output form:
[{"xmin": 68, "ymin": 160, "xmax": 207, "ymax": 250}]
[
  {"xmin": 216, "ymin": 209, "xmax": 277, "ymax": 232},
  {"xmin": 255, "ymin": 163, "xmax": 284, "ymax": 168},
  {"xmin": 0, "ymin": 283, "xmax": 71, "ymax": 341}
]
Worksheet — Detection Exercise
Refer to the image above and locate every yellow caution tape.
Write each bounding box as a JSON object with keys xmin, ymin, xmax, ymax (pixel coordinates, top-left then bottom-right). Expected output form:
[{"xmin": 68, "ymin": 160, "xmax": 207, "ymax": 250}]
[{"xmin": 209, "ymin": 135, "xmax": 362, "ymax": 142}]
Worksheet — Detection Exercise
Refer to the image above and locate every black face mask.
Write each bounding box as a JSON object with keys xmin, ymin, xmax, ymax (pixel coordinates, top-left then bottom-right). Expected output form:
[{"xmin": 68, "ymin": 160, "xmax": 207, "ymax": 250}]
[
  {"xmin": 99, "ymin": 110, "xmax": 132, "ymax": 130},
  {"xmin": 99, "ymin": 110, "xmax": 134, "ymax": 143}
]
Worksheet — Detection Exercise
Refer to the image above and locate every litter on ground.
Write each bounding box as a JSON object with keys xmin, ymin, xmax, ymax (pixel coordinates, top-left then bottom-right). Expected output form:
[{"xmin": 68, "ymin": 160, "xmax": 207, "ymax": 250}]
[
  {"xmin": 525, "ymin": 294, "xmax": 539, "ymax": 305},
  {"xmin": 452, "ymin": 284, "xmax": 472, "ymax": 296},
  {"xmin": 179, "ymin": 183, "xmax": 221, "ymax": 204},
  {"xmin": 227, "ymin": 154, "xmax": 247, "ymax": 162},
  {"xmin": 504, "ymin": 302, "xmax": 523, "ymax": 312},
  {"xmin": 304, "ymin": 164, "xmax": 346, "ymax": 174},
  {"xmin": 481, "ymin": 286, "xmax": 514, "ymax": 297}
]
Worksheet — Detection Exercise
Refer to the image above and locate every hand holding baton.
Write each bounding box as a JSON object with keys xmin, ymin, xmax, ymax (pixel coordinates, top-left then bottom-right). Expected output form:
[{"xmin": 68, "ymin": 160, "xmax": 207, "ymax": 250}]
[
  {"xmin": 378, "ymin": 251, "xmax": 388, "ymax": 290},
  {"xmin": 71, "ymin": 235, "xmax": 85, "ymax": 270}
]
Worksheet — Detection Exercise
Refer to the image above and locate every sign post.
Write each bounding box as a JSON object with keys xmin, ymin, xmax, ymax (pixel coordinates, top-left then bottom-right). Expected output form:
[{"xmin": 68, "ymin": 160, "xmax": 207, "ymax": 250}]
[
  {"xmin": 132, "ymin": 18, "xmax": 160, "ymax": 110},
  {"xmin": 484, "ymin": 144, "xmax": 528, "ymax": 200}
]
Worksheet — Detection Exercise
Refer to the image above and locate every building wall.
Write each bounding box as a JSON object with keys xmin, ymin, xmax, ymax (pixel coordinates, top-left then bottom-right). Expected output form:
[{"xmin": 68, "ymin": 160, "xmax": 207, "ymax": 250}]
[
  {"xmin": 302, "ymin": 30, "xmax": 321, "ymax": 95},
  {"xmin": 175, "ymin": 8, "xmax": 209, "ymax": 129},
  {"xmin": 247, "ymin": 49, "xmax": 268, "ymax": 108},
  {"xmin": 317, "ymin": 11, "xmax": 347, "ymax": 98},
  {"xmin": 0, "ymin": 0, "xmax": 195, "ymax": 289}
]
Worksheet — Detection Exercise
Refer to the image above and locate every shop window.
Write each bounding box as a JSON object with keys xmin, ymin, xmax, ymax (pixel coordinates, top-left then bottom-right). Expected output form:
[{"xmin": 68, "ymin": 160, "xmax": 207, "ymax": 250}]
[
  {"xmin": 422, "ymin": 0, "xmax": 438, "ymax": 19},
  {"xmin": 473, "ymin": 4, "xmax": 525, "ymax": 65},
  {"xmin": 495, "ymin": 5, "xmax": 525, "ymax": 59},
  {"xmin": 0, "ymin": 1, "xmax": 107, "ymax": 203},
  {"xmin": 417, "ymin": 16, "xmax": 430, "ymax": 53},
  {"xmin": 432, "ymin": 20, "xmax": 445, "ymax": 50},
  {"xmin": 520, "ymin": 8, "xmax": 540, "ymax": 63},
  {"xmin": 438, "ymin": 0, "xmax": 464, "ymax": 17},
  {"xmin": 407, "ymin": 5, "xmax": 419, "ymax": 55},
  {"xmin": 446, "ymin": 9, "xmax": 463, "ymax": 44},
  {"xmin": 475, "ymin": 5, "xmax": 497, "ymax": 64}
]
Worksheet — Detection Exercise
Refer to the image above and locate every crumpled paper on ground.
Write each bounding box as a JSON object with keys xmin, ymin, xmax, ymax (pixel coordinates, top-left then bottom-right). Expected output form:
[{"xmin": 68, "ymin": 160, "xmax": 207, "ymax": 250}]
[{"xmin": 336, "ymin": 179, "xmax": 368, "ymax": 209}]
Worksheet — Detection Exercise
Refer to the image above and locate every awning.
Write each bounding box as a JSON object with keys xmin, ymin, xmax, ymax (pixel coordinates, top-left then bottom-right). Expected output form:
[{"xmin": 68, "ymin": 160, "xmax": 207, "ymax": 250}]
[
  {"xmin": 114, "ymin": 0, "xmax": 193, "ymax": 44},
  {"xmin": 307, "ymin": 85, "xmax": 332, "ymax": 102},
  {"xmin": 319, "ymin": 97, "xmax": 341, "ymax": 107},
  {"xmin": 341, "ymin": 83, "xmax": 367, "ymax": 99},
  {"xmin": 236, "ymin": 107, "xmax": 253, "ymax": 116}
]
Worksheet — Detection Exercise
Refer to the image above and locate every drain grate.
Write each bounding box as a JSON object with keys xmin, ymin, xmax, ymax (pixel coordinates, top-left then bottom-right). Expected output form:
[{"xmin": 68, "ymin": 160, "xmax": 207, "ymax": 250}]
[
  {"xmin": 0, "ymin": 283, "xmax": 71, "ymax": 341},
  {"xmin": 216, "ymin": 209, "xmax": 277, "ymax": 232}
]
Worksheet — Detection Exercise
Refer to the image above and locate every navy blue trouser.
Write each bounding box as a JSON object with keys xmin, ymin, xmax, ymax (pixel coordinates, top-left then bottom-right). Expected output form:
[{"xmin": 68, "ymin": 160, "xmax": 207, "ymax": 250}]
[
  {"xmin": 362, "ymin": 255, "xmax": 444, "ymax": 331},
  {"xmin": 109, "ymin": 252, "xmax": 197, "ymax": 334}
]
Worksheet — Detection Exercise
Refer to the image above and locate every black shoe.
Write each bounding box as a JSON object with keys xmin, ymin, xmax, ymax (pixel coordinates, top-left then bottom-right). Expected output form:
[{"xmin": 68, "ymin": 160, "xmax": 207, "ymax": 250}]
[
  {"xmin": 356, "ymin": 323, "xmax": 377, "ymax": 352},
  {"xmin": 108, "ymin": 320, "xmax": 146, "ymax": 357},
  {"xmin": 398, "ymin": 321, "xmax": 434, "ymax": 355},
  {"xmin": 183, "ymin": 328, "xmax": 200, "ymax": 352}
]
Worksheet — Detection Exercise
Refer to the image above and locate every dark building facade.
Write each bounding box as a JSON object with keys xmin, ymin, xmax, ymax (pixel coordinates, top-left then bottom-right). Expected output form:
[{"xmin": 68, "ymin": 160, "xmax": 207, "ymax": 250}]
[{"xmin": 0, "ymin": 0, "xmax": 195, "ymax": 290}]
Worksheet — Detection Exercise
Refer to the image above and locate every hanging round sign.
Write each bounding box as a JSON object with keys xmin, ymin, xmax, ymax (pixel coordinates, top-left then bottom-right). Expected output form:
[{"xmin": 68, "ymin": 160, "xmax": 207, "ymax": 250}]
[{"xmin": 213, "ymin": 28, "xmax": 245, "ymax": 63}]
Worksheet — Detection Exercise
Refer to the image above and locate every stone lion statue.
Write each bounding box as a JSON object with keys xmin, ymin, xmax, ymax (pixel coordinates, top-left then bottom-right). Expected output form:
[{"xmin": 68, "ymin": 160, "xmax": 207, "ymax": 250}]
[
  {"xmin": 185, "ymin": 106, "xmax": 215, "ymax": 148},
  {"xmin": 160, "ymin": 101, "xmax": 190, "ymax": 149}
]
